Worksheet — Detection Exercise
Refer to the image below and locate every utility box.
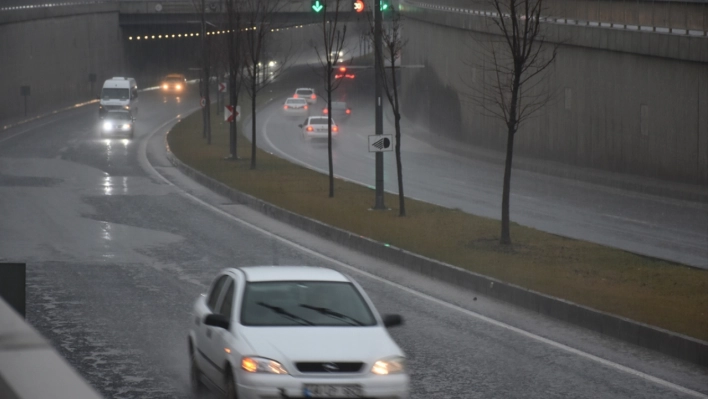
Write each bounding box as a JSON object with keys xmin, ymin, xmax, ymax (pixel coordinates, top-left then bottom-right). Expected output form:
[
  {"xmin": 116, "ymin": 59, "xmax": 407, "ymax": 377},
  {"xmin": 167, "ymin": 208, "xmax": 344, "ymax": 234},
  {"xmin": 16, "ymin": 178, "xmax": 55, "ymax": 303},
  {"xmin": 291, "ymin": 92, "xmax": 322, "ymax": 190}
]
[{"xmin": 0, "ymin": 263, "xmax": 26, "ymax": 318}]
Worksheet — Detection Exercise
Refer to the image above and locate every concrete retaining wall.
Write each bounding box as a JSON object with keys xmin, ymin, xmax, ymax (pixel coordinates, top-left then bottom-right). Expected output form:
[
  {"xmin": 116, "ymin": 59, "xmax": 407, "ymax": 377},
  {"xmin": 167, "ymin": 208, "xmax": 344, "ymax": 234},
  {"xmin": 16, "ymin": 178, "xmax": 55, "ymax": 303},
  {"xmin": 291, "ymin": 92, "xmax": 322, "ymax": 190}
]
[
  {"xmin": 165, "ymin": 142, "xmax": 708, "ymax": 368},
  {"xmin": 400, "ymin": 5, "xmax": 708, "ymax": 185},
  {"xmin": 0, "ymin": 5, "xmax": 125, "ymax": 122}
]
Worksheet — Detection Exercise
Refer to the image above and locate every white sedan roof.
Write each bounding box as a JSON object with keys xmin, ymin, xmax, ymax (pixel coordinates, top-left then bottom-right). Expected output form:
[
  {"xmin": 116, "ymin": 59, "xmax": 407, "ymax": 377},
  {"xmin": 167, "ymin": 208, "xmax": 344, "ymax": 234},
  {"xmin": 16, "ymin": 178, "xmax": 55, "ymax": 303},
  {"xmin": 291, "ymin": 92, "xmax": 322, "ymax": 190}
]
[{"xmin": 237, "ymin": 266, "xmax": 350, "ymax": 282}]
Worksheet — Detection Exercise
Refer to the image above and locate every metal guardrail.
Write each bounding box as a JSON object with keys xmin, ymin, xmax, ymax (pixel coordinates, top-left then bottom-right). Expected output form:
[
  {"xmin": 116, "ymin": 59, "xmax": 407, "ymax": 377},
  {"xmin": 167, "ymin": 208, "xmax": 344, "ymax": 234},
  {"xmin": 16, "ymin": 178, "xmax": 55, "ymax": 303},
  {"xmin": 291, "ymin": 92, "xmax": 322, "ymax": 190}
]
[{"xmin": 404, "ymin": 0, "xmax": 708, "ymax": 37}]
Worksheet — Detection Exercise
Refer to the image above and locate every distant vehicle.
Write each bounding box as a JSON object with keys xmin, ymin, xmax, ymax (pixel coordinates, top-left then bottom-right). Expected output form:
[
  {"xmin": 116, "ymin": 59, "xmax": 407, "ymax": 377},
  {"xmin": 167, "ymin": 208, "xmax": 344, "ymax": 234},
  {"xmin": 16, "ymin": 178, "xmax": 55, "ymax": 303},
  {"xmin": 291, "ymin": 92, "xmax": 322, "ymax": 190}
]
[
  {"xmin": 188, "ymin": 266, "xmax": 409, "ymax": 399},
  {"xmin": 99, "ymin": 77, "xmax": 138, "ymax": 118},
  {"xmin": 161, "ymin": 74, "xmax": 187, "ymax": 94},
  {"xmin": 299, "ymin": 116, "xmax": 338, "ymax": 142},
  {"xmin": 323, "ymin": 101, "xmax": 351, "ymax": 121},
  {"xmin": 100, "ymin": 110, "xmax": 134, "ymax": 138},
  {"xmin": 282, "ymin": 97, "xmax": 309, "ymax": 117},
  {"xmin": 293, "ymin": 88, "xmax": 317, "ymax": 104},
  {"xmin": 330, "ymin": 50, "xmax": 345, "ymax": 64}
]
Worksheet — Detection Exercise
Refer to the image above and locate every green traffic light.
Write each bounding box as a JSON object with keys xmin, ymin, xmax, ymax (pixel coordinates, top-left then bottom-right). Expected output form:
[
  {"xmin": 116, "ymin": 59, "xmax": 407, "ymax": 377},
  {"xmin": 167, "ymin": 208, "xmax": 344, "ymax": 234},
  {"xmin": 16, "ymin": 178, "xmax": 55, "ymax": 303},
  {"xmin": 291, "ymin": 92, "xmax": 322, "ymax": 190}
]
[
  {"xmin": 380, "ymin": 1, "xmax": 389, "ymax": 11},
  {"xmin": 312, "ymin": 0, "xmax": 324, "ymax": 12}
]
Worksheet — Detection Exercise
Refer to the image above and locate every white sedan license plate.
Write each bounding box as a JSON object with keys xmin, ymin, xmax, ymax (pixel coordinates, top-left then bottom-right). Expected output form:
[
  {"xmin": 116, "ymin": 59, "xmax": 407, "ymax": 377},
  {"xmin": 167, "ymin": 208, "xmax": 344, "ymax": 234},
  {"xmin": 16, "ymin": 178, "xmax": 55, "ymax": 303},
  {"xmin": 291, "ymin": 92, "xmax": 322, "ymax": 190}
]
[{"xmin": 303, "ymin": 384, "xmax": 362, "ymax": 397}]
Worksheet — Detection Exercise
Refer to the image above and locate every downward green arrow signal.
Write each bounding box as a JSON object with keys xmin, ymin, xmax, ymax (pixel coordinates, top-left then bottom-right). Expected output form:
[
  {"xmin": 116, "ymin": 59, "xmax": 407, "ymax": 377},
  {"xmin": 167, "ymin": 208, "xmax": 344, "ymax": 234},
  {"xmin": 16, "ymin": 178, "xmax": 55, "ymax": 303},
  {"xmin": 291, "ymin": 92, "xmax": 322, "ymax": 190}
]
[{"xmin": 312, "ymin": 0, "xmax": 324, "ymax": 12}]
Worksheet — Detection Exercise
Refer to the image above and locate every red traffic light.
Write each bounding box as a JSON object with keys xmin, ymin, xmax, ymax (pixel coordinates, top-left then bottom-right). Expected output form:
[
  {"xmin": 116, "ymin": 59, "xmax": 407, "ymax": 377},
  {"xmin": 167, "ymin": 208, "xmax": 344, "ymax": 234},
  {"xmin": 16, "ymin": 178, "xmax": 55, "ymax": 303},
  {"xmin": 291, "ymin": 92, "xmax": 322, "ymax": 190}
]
[{"xmin": 353, "ymin": 0, "xmax": 364, "ymax": 12}]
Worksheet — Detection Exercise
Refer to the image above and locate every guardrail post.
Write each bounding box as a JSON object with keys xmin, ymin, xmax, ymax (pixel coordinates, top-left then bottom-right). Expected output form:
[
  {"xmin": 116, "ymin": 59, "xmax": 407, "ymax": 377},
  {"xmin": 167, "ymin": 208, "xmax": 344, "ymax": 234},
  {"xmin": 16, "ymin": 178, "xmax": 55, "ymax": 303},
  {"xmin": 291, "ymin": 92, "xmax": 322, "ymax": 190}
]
[{"xmin": 0, "ymin": 263, "xmax": 26, "ymax": 318}]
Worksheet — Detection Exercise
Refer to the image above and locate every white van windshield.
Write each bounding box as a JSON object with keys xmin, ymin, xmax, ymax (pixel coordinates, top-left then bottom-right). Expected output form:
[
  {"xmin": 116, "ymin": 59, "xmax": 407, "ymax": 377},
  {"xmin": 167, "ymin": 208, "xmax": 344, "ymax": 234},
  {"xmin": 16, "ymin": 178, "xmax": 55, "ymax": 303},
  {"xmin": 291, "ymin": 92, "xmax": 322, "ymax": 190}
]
[{"xmin": 102, "ymin": 88, "xmax": 129, "ymax": 100}]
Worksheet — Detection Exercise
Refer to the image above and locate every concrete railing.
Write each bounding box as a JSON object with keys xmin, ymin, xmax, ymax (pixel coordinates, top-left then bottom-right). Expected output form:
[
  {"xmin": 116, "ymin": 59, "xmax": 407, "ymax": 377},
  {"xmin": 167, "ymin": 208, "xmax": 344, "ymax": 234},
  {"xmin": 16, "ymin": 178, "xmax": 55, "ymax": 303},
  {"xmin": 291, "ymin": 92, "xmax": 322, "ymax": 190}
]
[
  {"xmin": 0, "ymin": 297, "xmax": 104, "ymax": 399},
  {"xmin": 404, "ymin": 0, "xmax": 708, "ymax": 37}
]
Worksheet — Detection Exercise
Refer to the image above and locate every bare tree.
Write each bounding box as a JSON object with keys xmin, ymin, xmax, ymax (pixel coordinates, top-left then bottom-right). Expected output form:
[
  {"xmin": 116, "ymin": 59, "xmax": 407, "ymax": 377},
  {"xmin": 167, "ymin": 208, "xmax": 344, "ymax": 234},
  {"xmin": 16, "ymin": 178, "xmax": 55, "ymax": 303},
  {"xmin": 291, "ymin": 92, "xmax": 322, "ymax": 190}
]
[
  {"xmin": 192, "ymin": 0, "xmax": 212, "ymax": 144},
  {"xmin": 312, "ymin": 0, "xmax": 348, "ymax": 198},
  {"xmin": 469, "ymin": 0, "xmax": 558, "ymax": 244},
  {"xmin": 224, "ymin": 0, "xmax": 243, "ymax": 159},
  {"xmin": 240, "ymin": 0, "xmax": 289, "ymax": 169},
  {"xmin": 368, "ymin": 5, "xmax": 408, "ymax": 216}
]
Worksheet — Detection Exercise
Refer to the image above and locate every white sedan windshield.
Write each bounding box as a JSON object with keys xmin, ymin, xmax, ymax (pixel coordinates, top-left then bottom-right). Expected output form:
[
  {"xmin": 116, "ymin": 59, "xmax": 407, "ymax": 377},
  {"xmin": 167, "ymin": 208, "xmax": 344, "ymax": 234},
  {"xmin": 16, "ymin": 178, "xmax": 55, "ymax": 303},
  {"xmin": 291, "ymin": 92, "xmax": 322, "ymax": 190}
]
[{"xmin": 241, "ymin": 281, "xmax": 376, "ymax": 327}]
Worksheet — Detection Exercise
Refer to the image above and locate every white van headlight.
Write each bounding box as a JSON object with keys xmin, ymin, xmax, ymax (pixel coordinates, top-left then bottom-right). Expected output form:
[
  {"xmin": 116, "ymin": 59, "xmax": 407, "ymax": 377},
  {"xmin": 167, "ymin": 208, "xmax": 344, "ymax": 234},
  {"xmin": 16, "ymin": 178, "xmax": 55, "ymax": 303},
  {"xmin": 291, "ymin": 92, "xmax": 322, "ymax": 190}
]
[
  {"xmin": 371, "ymin": 357, "xmax": 406, "ymax": 375},
  {"xmin": 103, "ymin": 121, "xmax": 113, "ymax": 131},
  {"xmin": 122, "ymin": 124, "xmax": 131, "ymax": 130},
  {"xmin": 124, "ymin": 106, "xmax": 130, "ymax": 110}
]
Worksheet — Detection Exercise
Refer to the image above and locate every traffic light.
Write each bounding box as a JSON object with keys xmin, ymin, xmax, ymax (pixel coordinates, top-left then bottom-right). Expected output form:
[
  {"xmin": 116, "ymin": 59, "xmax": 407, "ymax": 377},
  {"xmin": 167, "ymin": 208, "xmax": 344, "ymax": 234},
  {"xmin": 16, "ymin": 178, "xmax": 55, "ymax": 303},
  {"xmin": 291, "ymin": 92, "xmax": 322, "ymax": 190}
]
[
  {"xmin": 353, "ymin": 0, "xmax": 364, "ymax": 12},
  {"xmin": 311, "ymin": 0, "xmax": 324, "ymax": 12},
  {"xmin": 380, "ymin": 0, "xmax": 389, "ymax": 11}
]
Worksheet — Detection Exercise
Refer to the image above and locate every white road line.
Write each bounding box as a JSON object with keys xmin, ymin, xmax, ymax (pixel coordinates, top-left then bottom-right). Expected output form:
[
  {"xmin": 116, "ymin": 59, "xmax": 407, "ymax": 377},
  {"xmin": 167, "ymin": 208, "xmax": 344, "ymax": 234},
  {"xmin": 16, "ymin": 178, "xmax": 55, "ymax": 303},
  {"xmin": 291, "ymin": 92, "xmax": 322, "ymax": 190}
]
[{"xmin": 142, "ymin": 114, "xmax": 707, "ymax": 399}]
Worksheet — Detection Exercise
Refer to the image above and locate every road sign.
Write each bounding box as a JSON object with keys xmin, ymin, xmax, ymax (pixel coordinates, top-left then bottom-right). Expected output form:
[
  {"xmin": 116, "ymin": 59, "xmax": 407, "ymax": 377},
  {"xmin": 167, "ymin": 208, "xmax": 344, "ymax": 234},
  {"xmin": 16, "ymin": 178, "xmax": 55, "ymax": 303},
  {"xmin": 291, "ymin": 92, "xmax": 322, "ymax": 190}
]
[
  {"xmin": 218, "ymin": 82, "xmax": 226, "ymax": 93},
  {"xmin": 353, "ymin": 0, "xmax": 364, "ymax": 12},
  {"xmin": 225, "ymin": 105, "xmax": 234, "ymax": 122},
  {"xmin": 311, "ymin": 0, "xmax": 324, "ymax": 12},
  {"xmin": 235, "ymin": 105, "xmax": 241, "ymax": 122},
  {"xmin": 200, "ymin": 97, "xmax": 206, "ymax": 107},
  {"xmin": 368, "ymin": 134, "xmax": 393, "ymax": 152}
]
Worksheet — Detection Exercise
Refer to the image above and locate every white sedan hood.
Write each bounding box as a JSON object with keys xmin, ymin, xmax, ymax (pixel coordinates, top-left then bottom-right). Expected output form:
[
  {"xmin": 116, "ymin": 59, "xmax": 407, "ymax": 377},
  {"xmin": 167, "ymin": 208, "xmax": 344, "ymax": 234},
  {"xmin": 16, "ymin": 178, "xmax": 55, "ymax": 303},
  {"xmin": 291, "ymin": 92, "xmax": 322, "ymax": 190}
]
[{"xmin": 239, "ymin": 326, "xmax": 403, "ymax": 365}]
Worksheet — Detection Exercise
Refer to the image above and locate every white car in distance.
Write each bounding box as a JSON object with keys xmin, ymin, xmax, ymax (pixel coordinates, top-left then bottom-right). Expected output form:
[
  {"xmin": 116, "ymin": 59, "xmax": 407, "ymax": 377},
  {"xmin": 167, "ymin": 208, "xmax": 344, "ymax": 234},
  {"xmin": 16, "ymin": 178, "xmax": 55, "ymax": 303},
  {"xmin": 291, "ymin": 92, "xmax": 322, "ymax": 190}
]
[
  {"xmin": 294, "ymin": 87, "xmax": 317, "ymax": 104},
  {"xmin": 188, "ymin": 266, "xmax": 409, "ymax": 399},
  {"xmin": 299, "ymin": 116, "xmax": 338, "ymax": 141},
  {"xmin": 283, "ymin": 97, "xmax": 309, "ymax": 117}
]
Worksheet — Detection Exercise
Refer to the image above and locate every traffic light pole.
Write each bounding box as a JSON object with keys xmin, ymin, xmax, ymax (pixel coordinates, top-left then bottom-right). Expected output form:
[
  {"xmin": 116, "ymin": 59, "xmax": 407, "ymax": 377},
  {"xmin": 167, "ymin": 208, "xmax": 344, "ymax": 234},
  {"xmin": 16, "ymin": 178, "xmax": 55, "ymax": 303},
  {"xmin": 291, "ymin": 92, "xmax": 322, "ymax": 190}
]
[{"xmin": 373, "ymin": 0, "xmax": 386, "ymax": 210}]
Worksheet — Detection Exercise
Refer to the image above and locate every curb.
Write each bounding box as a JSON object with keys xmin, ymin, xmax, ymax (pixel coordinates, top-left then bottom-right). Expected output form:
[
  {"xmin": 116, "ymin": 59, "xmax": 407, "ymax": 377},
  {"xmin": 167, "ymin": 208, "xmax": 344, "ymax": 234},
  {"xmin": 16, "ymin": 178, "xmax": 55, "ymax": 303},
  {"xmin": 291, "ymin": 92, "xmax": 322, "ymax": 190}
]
[{"xmin": 164, "ymin": 142, "xmax": 708, "ymax": 368}]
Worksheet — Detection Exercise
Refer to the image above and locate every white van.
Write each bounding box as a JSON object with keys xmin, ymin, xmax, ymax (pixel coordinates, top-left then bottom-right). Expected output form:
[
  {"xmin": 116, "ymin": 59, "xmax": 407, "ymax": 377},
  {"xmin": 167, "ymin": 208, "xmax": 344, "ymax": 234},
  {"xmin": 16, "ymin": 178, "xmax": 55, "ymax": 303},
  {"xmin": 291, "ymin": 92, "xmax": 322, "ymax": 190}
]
[{"xmin": 99, "ymin": 77, "xmax": 139, "ymax": 118}]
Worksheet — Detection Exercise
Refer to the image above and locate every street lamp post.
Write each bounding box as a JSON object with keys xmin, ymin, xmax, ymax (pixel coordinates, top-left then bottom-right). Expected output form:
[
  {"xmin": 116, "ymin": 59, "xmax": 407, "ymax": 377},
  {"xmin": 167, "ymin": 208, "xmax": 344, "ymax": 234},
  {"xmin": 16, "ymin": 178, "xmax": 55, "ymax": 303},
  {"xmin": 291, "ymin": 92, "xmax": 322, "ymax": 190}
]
[{"xmin": 373, "ymin": 0, "xmax": 386, "ymax": 209}]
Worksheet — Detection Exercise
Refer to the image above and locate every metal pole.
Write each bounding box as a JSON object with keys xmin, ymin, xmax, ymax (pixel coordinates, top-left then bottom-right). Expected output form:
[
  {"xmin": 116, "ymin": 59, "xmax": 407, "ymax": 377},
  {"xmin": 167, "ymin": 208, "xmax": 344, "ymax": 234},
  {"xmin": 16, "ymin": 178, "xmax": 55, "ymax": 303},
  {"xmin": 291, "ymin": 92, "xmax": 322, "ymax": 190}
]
[
  {"xmin": 373, "ymin": 0, "xmax": 385, "ymax": 209},
  {"xmin": 24, "ymin": 95, "xmax": 27, "ymax": 117}
]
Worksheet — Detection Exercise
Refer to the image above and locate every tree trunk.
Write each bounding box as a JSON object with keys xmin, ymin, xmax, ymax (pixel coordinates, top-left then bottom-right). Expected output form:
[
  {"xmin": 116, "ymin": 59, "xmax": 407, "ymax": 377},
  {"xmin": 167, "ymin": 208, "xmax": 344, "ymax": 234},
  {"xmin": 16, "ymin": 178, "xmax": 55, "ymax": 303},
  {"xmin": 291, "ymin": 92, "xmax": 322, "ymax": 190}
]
[
  {"xmin": 394, "ymin": 113, "xmax": 405, "ymax": 216},
  {"xmin": 229, "ymin": 70, "xmax": 238, "ymax": 159},
  {"xmin": 500, "ymin": 127, "xmax": 515, "ymax": 245},
  {"xmin": 250, "ymin": 65, "xmax": 257, "ymax": 169},
  {"xmin": 391, "ymin": 60, "xmax": 405, "ymax": 216}
]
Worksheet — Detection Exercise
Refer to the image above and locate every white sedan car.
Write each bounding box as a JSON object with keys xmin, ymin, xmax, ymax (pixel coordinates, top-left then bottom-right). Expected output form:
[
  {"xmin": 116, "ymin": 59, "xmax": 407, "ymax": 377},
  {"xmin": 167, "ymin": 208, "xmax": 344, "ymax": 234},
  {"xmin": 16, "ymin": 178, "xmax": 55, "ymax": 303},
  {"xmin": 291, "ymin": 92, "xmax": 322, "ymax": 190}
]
[
  {"xmin": 299, "ymin": 116, "xmax": 338, "ymax": 141},
  {"xmin": 283, "ymin": 97, "xmax": 309, "ymax": 117},
  {"xmin": 188, "ymin": 266, "xmax": 409, "ymax": 399},
  {"xmin": 294, "ymin": 87, "xmax": 317, "ymax": 104}
]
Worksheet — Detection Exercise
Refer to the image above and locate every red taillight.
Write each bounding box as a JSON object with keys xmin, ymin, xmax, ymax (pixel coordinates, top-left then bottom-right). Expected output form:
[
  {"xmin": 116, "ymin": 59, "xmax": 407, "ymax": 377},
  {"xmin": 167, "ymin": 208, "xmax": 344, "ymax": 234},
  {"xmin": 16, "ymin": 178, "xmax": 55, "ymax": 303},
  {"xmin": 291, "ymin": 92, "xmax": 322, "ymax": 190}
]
[
  {"xmin": 293, "ymin": 94, "xmax": 298, "ymax": 98},
  {"xmin": 323, "ymin": 108, "xmax": 328, "ymax": 114},
  {"xmin": 284, "ymin": 105, "xmax": 289, "ymax": 109},
  {"xmin": 306, "ymin": 126, "xmax": 313, "ymax": 131},
  {"xmin": 345, "ymin": 109, "xmax": 351, "ymax": 114},
  {"xmin": 332, "ymin": 125, "xmax": 338, "ymax": 132},
  {"xmin": 311, "ymin": 94, "xmax": 316, "ymax": 99},
  {"xmin": 304, "ymin": 105, "xmax": 308, "ymax": 110}
]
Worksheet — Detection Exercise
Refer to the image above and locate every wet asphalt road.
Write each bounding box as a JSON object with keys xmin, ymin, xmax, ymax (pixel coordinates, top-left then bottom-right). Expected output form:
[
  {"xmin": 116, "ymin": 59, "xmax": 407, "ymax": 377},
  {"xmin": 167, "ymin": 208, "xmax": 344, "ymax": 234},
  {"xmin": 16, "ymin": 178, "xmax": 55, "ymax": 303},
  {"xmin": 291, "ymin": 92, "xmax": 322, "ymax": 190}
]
[
  {"xmin": 1, "ymin": 82, "xmax": 707, "ymax": 399},
  {"xmin": 255, "ymin": 70, "xmax": 708, "ymax": 269}
]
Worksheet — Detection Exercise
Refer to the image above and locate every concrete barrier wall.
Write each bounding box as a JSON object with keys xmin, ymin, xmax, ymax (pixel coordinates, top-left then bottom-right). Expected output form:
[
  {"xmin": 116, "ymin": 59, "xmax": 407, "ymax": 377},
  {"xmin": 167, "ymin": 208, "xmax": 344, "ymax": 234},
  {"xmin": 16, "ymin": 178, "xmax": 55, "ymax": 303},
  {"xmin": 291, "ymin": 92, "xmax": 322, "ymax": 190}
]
[
  {"xmin": 0, "ymin": 6, "xmax": 125, "ymax": 122},
  {"xmin": 0, "ymin": 297, "xmax": 104, "ymax": 399},
  {"xmin": 400, "ymin": 6, "xmax": 708, "ymax": 185}
]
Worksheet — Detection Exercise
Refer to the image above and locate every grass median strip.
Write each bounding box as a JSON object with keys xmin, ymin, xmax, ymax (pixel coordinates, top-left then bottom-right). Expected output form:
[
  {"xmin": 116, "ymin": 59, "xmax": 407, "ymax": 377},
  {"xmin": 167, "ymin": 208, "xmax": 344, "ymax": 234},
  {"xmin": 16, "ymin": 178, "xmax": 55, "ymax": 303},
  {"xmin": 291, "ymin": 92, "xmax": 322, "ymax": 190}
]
[{"xmin": 168, "ymin": 94, "xmax": 708, "ymax": 342}]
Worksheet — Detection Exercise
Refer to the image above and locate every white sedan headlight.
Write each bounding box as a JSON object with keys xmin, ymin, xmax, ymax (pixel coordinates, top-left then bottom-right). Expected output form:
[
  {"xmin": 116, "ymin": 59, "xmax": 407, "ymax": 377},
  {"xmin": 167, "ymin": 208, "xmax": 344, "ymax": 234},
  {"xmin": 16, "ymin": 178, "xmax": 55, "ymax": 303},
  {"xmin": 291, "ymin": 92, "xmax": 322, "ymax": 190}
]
[
  {"xmin": 371, "ymin": 357, "xmax": 406, "ymax": 375},
  {"xmin": 103, "ymin": 121, "xmax": 113, "ymax": 131},
  {"xmin": 241, "ymin": 356, "xmax": 289, "ymax": 375},
  {"xmin": 122, "ymin": 123, "xmax": 131, "ymax": 130}
]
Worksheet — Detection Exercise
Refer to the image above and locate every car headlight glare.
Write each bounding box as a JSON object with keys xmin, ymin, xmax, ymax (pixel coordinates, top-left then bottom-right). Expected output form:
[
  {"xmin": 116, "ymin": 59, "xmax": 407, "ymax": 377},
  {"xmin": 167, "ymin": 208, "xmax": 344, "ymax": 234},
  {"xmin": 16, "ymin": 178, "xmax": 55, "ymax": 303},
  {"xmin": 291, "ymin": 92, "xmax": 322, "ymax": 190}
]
[
  {"xmin": 176, "ymin": 84, "xmax": 182, "ymax": 90},
  {"xmin": 241, "ymin": 357, "xmax": 288, "ymax": 375},
  {"xmin": 122, "ymin": 124, "xmax": 131, "ymax": 130},
  {"xmin": 124, "ymin": 106, "xmax": 130, "ymax": 110},
  {"xmin": 371, "ymin": 357, "xmax": 406, "ymax": 375},
  {"xmin": 103, "ymin": 121, "xmax": 112, "ymax": 130},
  {"xmin": 163, "ymin": 84, "xmax": 168, "ymax": 89}
]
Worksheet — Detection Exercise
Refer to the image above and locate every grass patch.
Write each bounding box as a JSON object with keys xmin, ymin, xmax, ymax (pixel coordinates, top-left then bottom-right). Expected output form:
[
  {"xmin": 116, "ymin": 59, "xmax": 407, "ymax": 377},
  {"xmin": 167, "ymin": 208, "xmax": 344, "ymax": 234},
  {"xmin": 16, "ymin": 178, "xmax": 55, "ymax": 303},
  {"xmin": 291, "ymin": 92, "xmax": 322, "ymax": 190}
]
[{"xmin": 167, "ymin": 78, "xmax": 708, "ymax": 342}]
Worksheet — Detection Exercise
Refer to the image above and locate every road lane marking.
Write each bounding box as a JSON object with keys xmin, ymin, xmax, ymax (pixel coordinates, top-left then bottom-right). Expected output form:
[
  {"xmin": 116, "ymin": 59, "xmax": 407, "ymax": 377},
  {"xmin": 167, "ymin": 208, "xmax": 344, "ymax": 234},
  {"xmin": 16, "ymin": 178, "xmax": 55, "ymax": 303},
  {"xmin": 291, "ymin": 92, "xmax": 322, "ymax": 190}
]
[{"xmin": 141, "ymin": 118, "xmax": 708, "ymax": 399}]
